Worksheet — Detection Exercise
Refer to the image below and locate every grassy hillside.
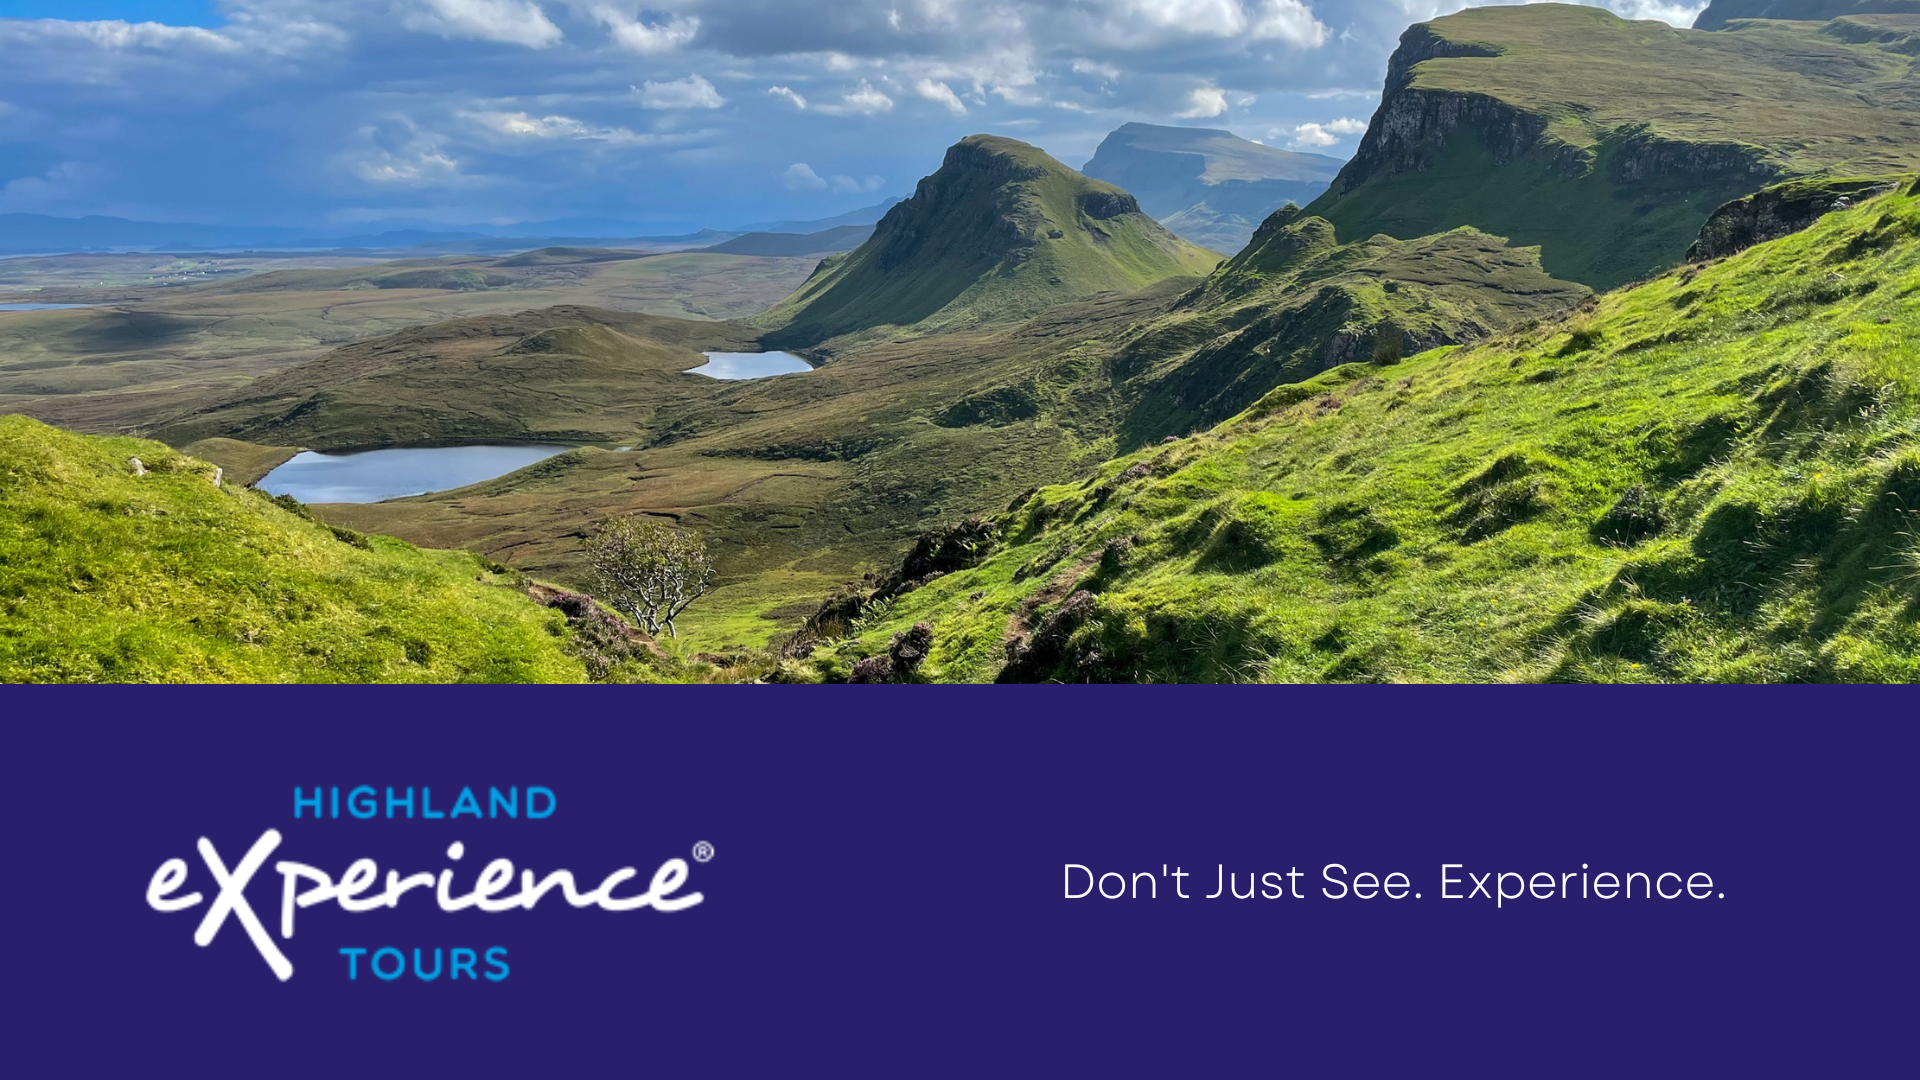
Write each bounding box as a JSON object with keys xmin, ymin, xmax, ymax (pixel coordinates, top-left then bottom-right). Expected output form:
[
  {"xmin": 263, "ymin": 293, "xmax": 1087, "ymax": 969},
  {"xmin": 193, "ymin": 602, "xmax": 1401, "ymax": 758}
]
[
  {"xmin": 1112, "ymin": 207, "xmax": 1589, "ymax": 443},
  {"xmin": 758, "ymin": 135, "xmax": 1219, "ymax": 346},
  {"xmin": 0, "ymin": 416, "xmax": 590, "ymax": 682},
  {"xmin": 1308, "ymin": 4, "xmax": 1920, "ymax": 288},
  {"xmin": 1694, "ymin": 0, "xmax": 1920, "ymax": 31},
  {"xmin": 797, "ymin": 180, "xmax": 1920, "ymax": 683}
]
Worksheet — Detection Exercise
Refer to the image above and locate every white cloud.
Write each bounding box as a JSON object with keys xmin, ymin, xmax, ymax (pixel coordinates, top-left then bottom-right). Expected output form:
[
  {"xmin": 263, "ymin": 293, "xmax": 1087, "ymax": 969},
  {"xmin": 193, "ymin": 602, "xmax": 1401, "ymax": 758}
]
[
  {"xmin": 914, "ymin": 79, "xmax": 967, "ymax": 116},
  {"xmin": 817, "ymin": 79, "xmax": 894, "ymax": 116},
  {"xmin": 1607, "ymin": 0, "xmax": 1710, "ymax": 25},
  {"xmin": 1076, "ymin": 0, "xmax": 1329, "ymax": 49},
  {"xmin": 767, "ymin": 85, "xmax": 807, "ymax": 110},
  {"xmin": 589, "ymin": 5, "xmax": 700, "ymax": 54},
  {"xmin": 405, "ymin": 0, "xmax": 563, "ymax": 49},
  {"xmin": 349, "ymin": 127, "xmax": 461, "ymax": 185},
  {"xmin": 637, "ymin": 74, "xmax": 725, "ymax": 109},
  {"xmin": 1249, "ymin": 0, "xmax": 1329, "ymax": 47},
  {"xmin": 466, "ymin": 110, "xmax": 654, "ymax": 144},
  {"xmin": 1071, "ymin": 59, "xmax": 1121, "ymax": 81},
  {"xmin": 783, "ymin": 162, "xmax": 828, "ymax": 190},
  {"xmin": 830, "ymin": 173, "xmax": 884, "ymax": 193},
  {"xmin": 1286, "ymin": 117, "xmax": 1364, "ymax": 148},
  {"xmin": 1176, "ymin": 85, "xmax": 1227, "ymax": 119}
]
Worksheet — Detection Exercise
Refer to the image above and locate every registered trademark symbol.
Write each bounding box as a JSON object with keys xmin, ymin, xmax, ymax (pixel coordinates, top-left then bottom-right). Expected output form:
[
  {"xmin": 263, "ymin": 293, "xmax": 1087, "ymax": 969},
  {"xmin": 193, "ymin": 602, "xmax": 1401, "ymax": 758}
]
[{"xmin": 692, "ymin": 841, "xmax": 715, "ymax": 863}]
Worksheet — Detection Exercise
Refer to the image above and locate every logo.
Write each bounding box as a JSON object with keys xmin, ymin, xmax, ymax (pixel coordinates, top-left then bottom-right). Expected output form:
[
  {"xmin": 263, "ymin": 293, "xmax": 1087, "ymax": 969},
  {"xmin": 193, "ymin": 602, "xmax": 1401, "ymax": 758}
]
[{"xmin": 145, "ymin": 785, "xmax": 707, "ymax": 982}]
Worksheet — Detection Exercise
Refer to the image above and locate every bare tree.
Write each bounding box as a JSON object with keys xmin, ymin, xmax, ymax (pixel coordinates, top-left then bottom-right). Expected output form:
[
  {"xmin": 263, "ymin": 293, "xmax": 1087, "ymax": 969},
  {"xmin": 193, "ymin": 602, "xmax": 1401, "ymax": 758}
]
[{"xmin": 585, "ymin": 515, "xmax": 715, "ymax": 639}]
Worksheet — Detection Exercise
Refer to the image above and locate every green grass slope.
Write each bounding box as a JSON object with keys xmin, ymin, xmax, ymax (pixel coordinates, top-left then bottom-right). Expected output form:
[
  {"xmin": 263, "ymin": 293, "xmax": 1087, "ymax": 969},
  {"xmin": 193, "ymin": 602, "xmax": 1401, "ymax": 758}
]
[
  {"xmin": 758, "ymin": 135, "xmax": 1219, "ymax": 346},
  {"xmin": 1307, "ymin": 4, "xmax": 1920, "ymax": 289},
  {"xmin": 1112, "ymin": 207, "xmax": 1590, "ymax": 443},
  {"xmin": 0, "ymin": 416, "xmax": 588, "ymax": 682},
  {"xmin": 1694, "ymin": 0, "xmax": 1920, "ymax": 31},
  {"xmin": 799, "ymin": 181, "xmax": 1920, "ymax": 683}
]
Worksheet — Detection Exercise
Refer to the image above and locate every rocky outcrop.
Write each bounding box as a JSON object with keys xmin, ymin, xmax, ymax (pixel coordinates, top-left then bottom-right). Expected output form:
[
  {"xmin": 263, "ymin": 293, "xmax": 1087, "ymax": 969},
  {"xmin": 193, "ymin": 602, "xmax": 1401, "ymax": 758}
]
[
  {"xmin": 1076, "ymin": 189, "xmax": 1141, "ymax": 220},
  {"xmin": 1333, "ymin": 86, "xmax": 1555, "ymax": 195},
  {"xmin": 1608, "ymin": 130, "xmax": 1776, "ymax": 189},
  {"xmin": 1686, "ymin": 177, "xmax": 1903, "ymax": 260}
]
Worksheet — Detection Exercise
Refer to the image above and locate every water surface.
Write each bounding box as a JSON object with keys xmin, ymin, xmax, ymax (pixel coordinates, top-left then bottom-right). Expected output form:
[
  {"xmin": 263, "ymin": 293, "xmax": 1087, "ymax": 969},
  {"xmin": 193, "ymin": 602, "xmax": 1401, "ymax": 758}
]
[
  {"xmin": 0, "ymin": 303, "xmax": 96, "ymax": 311},
  {"xmin": 690, "ymin": 351, "xmax": 813, "ymax": 379},
  {"xmin": 258, "ymin": 444, "xmax": 573, "ymax": 504}
]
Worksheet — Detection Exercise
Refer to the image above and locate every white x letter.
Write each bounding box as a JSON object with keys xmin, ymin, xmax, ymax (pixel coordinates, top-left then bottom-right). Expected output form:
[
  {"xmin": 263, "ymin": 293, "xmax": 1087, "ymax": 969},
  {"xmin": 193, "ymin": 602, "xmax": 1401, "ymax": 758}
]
[{"xmin": 193, "ymin": 830, "xmax": 294, "ymax": 981}]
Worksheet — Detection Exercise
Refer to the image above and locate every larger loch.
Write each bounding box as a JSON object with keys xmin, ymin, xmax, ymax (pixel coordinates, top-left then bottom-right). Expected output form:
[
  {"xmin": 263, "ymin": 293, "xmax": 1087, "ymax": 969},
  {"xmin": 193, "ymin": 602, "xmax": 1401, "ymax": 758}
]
[{"xmin": 259, "ymin": 445, "xmax": 573, "ymax": 504}]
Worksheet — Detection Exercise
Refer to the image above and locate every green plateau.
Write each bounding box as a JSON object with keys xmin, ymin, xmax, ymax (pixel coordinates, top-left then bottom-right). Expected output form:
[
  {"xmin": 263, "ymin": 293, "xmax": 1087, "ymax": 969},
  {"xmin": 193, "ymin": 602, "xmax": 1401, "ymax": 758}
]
[{"xmin": 1308, "ymin": 3, "xmax": 1920, "ymax": 289}]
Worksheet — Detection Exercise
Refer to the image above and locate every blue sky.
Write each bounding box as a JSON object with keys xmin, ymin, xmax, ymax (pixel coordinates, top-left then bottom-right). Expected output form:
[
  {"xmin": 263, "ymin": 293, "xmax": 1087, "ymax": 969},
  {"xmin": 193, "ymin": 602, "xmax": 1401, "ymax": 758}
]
[{"xmin": 0, "ymin": 1, "xmax": 1708, "ymax": 231}]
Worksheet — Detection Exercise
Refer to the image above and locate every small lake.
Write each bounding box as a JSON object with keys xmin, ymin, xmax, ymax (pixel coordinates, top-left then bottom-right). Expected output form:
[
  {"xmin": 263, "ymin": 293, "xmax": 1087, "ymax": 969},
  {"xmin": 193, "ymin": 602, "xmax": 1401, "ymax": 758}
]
[
  {"xmin": 0, "ymin": 303, "xmax": 96, "ymax": 311},
  {"xmin": 258, "ymin": 445, "xmax": 573, "ymax": 504},
  {"xmin": 690, "ymin": 351, "xmax": 813, "ymax": 379}
]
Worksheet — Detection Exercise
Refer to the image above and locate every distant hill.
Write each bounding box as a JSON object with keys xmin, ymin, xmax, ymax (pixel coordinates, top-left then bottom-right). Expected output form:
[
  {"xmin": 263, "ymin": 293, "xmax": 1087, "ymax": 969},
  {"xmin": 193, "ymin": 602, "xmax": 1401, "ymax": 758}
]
[
  {"xmin": 733, "ymin": 198, "xmax": 904, "ymax": 235},
  {"xmin": 1693, "ymin": 0, "xmax": 1920, "ymax": 30},
  {"xmin": 758, "ymin": 135, "xmax": 1220, "ymax": 347},
  {"xmin": 1305, "ymin": 3, "xmax": 1920, "ymax": 288},
  {"xmin": 1081, "ymin": 123, "xmax": 1343, "ymax": 253},
  {"xmin": 151, "ymin": 307, "xmax": 757, "ymax": 451},
  {"xmin": 700, "ymin": 224, "xmax": 874, "ymax": 256},
  {"xmin": 1113, "ymin": 206, "xmax": 1590, "ymax": 442}
]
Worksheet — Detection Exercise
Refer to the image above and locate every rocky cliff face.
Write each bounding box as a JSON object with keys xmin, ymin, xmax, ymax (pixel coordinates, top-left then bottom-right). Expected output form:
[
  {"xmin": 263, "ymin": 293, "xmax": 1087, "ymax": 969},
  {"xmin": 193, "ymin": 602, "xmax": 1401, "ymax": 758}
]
[
  {"xmin": 1687, "ymin": 177, "xmax": 1904, "ymax": 260},
  {"xmin": 1336, "ymin": 24, "xmax": 1778, "ymax": 200}
]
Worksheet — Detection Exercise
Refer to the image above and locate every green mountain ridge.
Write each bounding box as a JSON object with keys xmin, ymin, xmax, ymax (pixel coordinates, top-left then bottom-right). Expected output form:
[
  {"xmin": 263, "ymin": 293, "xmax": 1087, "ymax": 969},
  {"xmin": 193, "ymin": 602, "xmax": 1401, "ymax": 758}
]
[
  {"xmin": 1109, "ymin": 207, "xmax": 1591, "ymax": 444},
  {"xmin": 1307, "ymin": 3, "xmax": 1920, "ymax": 288},
  {"xmin": 757, "ymin": 135, "xmax": 1220, "ymax": 348},
  {"xmin": 795, "ymin": 179, "xmax": 1920, "ymax": 683}
]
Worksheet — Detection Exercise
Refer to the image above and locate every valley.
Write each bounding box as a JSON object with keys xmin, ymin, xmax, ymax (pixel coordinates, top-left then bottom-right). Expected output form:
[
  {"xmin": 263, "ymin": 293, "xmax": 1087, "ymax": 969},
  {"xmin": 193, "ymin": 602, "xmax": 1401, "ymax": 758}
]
[{"xmin": 5, "ymin": 1, "xmax": 1920, "ymax": 681}]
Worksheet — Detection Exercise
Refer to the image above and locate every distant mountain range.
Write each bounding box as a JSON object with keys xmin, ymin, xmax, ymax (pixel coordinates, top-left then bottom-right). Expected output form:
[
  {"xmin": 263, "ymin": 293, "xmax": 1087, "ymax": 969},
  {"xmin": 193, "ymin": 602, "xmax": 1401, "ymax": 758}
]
[
  {"xmin": 731, "ymin": 199, "xmax": 903, "ymax": 235},
  {"xmin": 1081, "ymin": 123, "xmax": 1344, "ymax": 253},
  {"xmin": 699, "ymin": 224, "xmax": 876, "ymax": 256},
  {"xmin": 0, "ymin": 200, "xmax": 908, "ymax": 257}
]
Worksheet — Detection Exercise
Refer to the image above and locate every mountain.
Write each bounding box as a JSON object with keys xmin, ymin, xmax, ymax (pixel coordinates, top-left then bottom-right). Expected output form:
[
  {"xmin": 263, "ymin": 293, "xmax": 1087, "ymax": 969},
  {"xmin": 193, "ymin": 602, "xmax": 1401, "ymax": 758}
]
[
  {"xmin": 1693, "ymin": 0, "xmax": 1920, "ymax": 30},
  {"xmin": 1111, "ymin": 206, "xmax": 1590, "ymax": 443},
  {"xmin": 732, "ymin": 199, "xmax": 904, "ymax": 234},
  {"xmin": 758, "ymin": 135, "xmax": 1220, "ymax": 347},
  {"xmin": 699, "ymin": 224, "xmax": 874, "ymax": 256},
  {"xmin": 0, "ymin": 415, "xmax": 592, "ymax": 681},
  {"xmin": 1304, "ymin": 3, "xmax": 1920, "ymax": 288},
  {"xmin": 1081, "ymin": 123, "xmax": 1344, "ymax": 252},
  {"xmin": 792, "ymin": 177, "xmax": 1920, "ymax": 683},
  {"xmin": 0, "ymin": 214, "xmax": 306, "ymax": 254}
]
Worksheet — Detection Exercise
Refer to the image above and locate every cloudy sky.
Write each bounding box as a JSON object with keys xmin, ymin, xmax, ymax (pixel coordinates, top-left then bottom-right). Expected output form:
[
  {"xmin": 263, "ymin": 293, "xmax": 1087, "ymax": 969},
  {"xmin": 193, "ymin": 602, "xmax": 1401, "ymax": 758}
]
[{"xmin": 0, "ymin": 0, "xmax": 1706, "ymax": 231}]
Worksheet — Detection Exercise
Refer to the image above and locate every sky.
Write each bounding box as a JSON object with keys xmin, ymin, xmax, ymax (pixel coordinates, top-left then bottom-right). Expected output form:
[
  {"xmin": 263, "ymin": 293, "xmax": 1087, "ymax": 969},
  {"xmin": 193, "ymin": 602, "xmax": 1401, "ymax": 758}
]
[{"xmin": 0, "ymin": 0, "xmax": 1709, "ymax": 232}]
